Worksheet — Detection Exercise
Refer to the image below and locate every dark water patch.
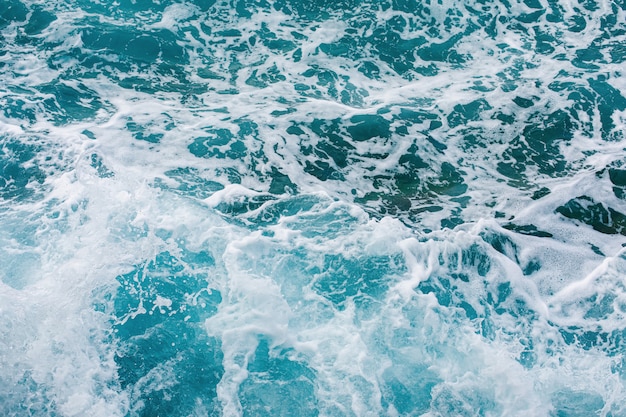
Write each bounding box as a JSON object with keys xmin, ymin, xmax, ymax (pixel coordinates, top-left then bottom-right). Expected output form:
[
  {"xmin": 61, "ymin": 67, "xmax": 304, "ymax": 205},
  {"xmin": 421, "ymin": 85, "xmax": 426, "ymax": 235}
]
[
  {"xmin": 348, "ymin": 115, "xmax": 391, "ymax": 142},
  {"xmin": 314, "ymin": 10, "xmax": 429, "ymax": 79},
  {"xmin": 73, "ymin": 22, "xmax": 193, "ymax": 93},
  {"xmin": 269, "ymin": 0, "xmax": 360, "ymax": 20},
  {"xmin": 78, "ymin": 0, "xmax": 213, "ymax": 19},
  {"xmin": 531, "ymin": 187, "xmax": 551, "ymax": 200},
  {"xmin": 189, "ymin": 129, "xmax": 235, "ymax": 159},
  {"xmin": 513, "ymin": 96, "xmax": 535, "ymax": 108},
  {"xmin": 589, "ymin": 78, "xmax": 626, "ymax": 112},
  {"xmin": 0, "ymin": 0, "xmax": 27, "ymax": 29},
  {"xmin": 289, "ymin": 115, "xmax": 400, "ymax": 181},
  {"xmin": 320, "ymin": 34, "xmax": 362, "ymax": 60},
  {"xmin": 522, "ymin": 109, "xmax": 573, "ymax": 169},
  {"xmin": 259, "ymin": 26, "xmax": 297, "ymax": 53},
  {"xmin": 268, "ymin": 167, "xmax": 297, "ymax": 195},
  {"xmin": 24, "ymin": 7, "xmax": 56, "ymax": 36},
  {"xmin": 498, "ymin": 109, "xmax": 574, "ymax": 180},
  {"xmin": 125, "ymin": 114, "xmax": 175, "ymax": 144},
  {"xmin": 188, "ymin": 120, "xmax": 266, "ymax": 175},
  {"xmin": 557, "ymin": 325, "xmax": 626, "ymax": 357},
  {"xmin": 114, "ymin": 251, "xmax": 224, "ymax": 416},
  {"xmin": 35, "ymin": 82, "xmax": 105, "ymax": 124},
  {"xmin": 608, "ymin": 42, "xmax": 626, "ymax": 64},
  {"xmin": 307, "ymin": 118, "xmax": 354, "ymax": 168},
  {"xmin": 80, "ymin": 24, "xmax": 179, "ymax": 64},
  {"xmin": 545, "ymin": 1, "xmax": 565, "ymax": 23},
  {"xmin": 556, "ymin": 196, "xmax": 626, "ymax": 235},
  {"xmin": 440, "ymin": 213, "xmax": 464, "ymax": 230},
  {"xmin": 418, "ymin": 33, "xmax": 467, "ymax": 64},
  {"xmin": 304, "ymin": 159, "xmax": 342, "ymax": 181},
  {"xmin": 573, "ymin": 47, "xmax": 604, "ymax": 70},
  {"xmin": 548, "ymin": 81, "xmax": 592, "ymax": 124},
  {"xmin": 418, "ymin": 276, "xmax": 464, "ymax": 311},
  {"xmin": 518, "ymin": 338, "xmax": 537, "ymax": 369},
  {"xmin": 301, "ymin": 66, "xmax": 340, "ymax": 99},
  {"xmin": 246, "ymin": 64, "xmax": 287, "ymax": 88},
  {"xmin": 447, "ymin": 99, "xmax": 492, "ymax": 129},
  {"xmin": 300, "ymin": 129, "xmax": 346, "ymax": 181},
  {"xmin": 114, "ymin": 251, "xmax": 221, "ymax": 336},
  {"xmin": 111, "ymin": 0, "xmax": 174, "ymax": 13},
  {"xmin": 384, "ymin": 143, "xmax": 428, "ymax": 205},
  {"xmin": 548, "ymin": 75, "xmax": 626, "ymax": 141},
  {"xmin": 609, "ymin": 168, "xmax": 626, "ymax": 199},
  {"xmin": 346, "ymin": 143, "xmax": 468, "ymax": 225},
  {"xmin": 566, "ymin": 13, "xmax": 587, "ymax": 33},
  {"xmin": 503, "ymin": 223, "xmax": 553, "ymax": 238},
  {"xmin": 126, "ymin": 119, "xmax": 165, "ymax": 144},
  {"xmin": 271, "ymin": 108, "xmax": 297, "ymax": 117},
  {"xmin": 481, "ymin": 229, "xmax": 520, "ymax": 264},
  {"xmin": 464, "ymin": 4, "xmax": 499, "ymax": 38},
  {"xmin": 380, "ymin": 194, "xmax": 412, "ymax": 214},
  {"xmin": 0, "ymin": 138, "xmax": 46, "ymax": 201},
  {"xmin": 426, "ymin": 162, "xmax": 467, "ymax": 197},
  {"xmin": 426, "ymin": 134, "xmax": 447, "ymax": 151},
  {"xmin": 396, "ymin": 107, "xmax": 440, "ymax": 129},
  {"xmin": 417, "ymin": 244, "xmax": 505, "ymax": 325},
  {"xmin": 588, "ymin": 77, "xmax": 626, "ymax": 141}
]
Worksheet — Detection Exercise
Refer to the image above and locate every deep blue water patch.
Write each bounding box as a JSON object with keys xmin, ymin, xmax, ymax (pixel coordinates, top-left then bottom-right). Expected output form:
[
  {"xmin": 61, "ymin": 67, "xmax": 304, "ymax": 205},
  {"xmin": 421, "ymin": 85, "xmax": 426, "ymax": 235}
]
[{"xmin": 114, "ymin": 251, "xmax": 224, "ymax": 416}]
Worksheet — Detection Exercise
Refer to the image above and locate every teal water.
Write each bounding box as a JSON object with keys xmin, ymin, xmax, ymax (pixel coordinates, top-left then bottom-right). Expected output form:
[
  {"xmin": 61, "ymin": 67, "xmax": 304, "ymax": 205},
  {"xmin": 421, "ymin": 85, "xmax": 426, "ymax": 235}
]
[{"xmin": 1, "ymin": 0, "xmax": 625, "ymax": 415}]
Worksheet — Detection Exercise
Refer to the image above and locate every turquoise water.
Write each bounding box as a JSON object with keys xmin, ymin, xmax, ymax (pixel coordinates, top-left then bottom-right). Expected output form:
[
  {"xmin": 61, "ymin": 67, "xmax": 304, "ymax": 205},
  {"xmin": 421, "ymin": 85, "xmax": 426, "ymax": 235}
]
[{"xmin": 1, "ymin": 0, "xmax": 625, "ymax": 415}]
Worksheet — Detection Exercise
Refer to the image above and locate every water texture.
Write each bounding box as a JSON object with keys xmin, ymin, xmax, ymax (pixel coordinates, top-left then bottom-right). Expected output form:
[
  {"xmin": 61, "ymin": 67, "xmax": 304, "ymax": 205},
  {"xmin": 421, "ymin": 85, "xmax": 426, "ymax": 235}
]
[{"xmin": 1, "ymin": 0, "xmax": 625, "ymax": 415}]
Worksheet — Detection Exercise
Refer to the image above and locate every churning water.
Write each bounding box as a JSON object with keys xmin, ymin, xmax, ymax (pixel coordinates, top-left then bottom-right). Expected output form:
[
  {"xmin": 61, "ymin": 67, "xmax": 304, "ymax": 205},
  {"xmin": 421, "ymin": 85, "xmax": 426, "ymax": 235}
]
[{"xmin": 1, "ymin": 0, "xmax": 625, "ymax": 415}]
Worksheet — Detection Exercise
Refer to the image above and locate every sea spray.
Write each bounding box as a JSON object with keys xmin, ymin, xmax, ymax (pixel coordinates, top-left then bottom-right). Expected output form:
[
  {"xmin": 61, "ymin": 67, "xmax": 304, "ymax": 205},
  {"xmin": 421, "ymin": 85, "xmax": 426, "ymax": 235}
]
[{"xmin": 1, "ymin": 0, "xmax": 625, "ymax": 415}]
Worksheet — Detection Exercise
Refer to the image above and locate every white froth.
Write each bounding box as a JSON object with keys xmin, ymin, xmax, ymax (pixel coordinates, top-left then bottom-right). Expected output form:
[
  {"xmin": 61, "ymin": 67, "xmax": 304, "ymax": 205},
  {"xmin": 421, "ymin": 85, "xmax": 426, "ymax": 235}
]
[{"xmin": 1, "ymin": 0, "xmax": 625, "ymax": 415}]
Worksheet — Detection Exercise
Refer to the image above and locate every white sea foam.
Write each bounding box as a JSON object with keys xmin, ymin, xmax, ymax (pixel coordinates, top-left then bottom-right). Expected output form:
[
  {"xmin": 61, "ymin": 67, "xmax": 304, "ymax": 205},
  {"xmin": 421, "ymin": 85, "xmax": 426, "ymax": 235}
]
[{"xmin": 1, "ymin": 0, "xmax": 625, "ymax": 415}]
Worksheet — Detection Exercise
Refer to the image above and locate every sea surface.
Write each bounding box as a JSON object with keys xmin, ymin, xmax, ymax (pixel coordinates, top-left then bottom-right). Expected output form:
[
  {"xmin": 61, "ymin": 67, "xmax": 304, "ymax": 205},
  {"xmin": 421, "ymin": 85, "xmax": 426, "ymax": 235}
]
[{"xmin": 1, "ymin": 0, "xmax": 625, "ymax": 415}]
